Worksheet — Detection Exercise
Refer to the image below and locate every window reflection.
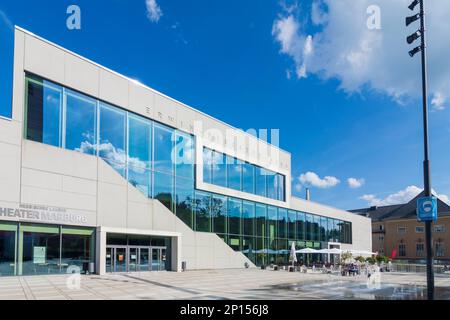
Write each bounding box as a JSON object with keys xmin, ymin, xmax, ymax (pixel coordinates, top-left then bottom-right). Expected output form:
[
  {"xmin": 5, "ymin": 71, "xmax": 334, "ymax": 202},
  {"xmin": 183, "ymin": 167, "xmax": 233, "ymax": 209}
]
[
  {"xmin": 175, "ymin": 177, "xmax": 194, "ymax": 228},
  {"xmin": 99, "ymin": 103, "xmax": 126, "ymax": 176},
  {"xmin": 266, "ymin": 170, "xmax": 277, "ymax": 200},
  {"xmin": 128, "ymin": 166, "xmax": 151, "ymax": 197},
  {"xmin": 212, "ymin": 151, "xmax": 227, "ymax": 187},
  {"xmin": 128, "ymin": 114, "xmax": 152, "ymax": 169},
  {"xmin": 153, "ymin": 171, "xmax": 174, "ymax": 211},
  {"xmin": 175, "ymin": 132, "xmax": 194, "ymax": 180},
  {"xmin": 194, "ymin": 191, "xmax": 211, "ymax": 232},
  {"xmin": 26, "ymin": 76, "xmax": 62, "ymax": 147},
  {"xmin": 203, "ymin": 148, "xmax": 213, "ymax": 184},
  {"xmin": 154, "ymin": 123, "xmax": 175, "ymax": 174},
  {"xmin": 65, "ymin": 90, "xmax": 97, "ymax": 155},
  {"xmin": 277, "ymin": 208, "xmax": 287, "ymax": 239},
  {"xmin": 255, "ymin": 204, "xmax": 266, "ymax": 238},
  {"xmin": 297, "ymin": 212, "xmax": 305, "ymax": 240},
  {"xmin": 256, "ymin": 167, "xmax": 267, "ymax": 197},
  {"xmin": 288, "ymin": 210, "xmax": 296, "ymax": 239},
  {"xmin": 228, "ymin": 198, "xmax": 242, "ymax": 235},
  {"xmin": 242, "ymin": 201, "xmax": 255, "ymax": 236},
  {"xmin": 212, "ymin": 195, "xmax": 227, "ymax": 234},
  {"xmin": 267, "ymin": 206, "xmax": 277, "ymax": 245},
  {"xmin": 242, "ymin": 162, "xmax": 255, "ymax": 194},
  {"xmin": 227, "ymin": 156, "xmax": 242, "ymax": 191}
]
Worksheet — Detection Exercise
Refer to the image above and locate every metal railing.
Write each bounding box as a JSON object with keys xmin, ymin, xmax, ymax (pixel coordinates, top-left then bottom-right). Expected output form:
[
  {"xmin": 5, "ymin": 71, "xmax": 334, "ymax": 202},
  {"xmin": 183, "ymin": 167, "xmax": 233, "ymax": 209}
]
[{"xmin": 391, "ymin": 263, "xmax": 450, "ymax": 274}]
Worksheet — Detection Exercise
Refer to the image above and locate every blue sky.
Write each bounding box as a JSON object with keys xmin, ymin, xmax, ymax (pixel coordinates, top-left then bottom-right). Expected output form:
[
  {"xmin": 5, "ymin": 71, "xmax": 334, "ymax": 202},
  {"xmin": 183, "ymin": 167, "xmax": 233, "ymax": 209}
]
[{"xmin": 1, "ymin": 0, "xmax": 449, "ymax": 210}]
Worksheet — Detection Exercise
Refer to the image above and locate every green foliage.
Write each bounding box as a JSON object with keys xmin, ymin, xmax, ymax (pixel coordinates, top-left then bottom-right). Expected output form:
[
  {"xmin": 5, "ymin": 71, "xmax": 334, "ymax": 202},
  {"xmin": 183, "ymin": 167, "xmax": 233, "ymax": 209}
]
[
  {"xmin": 375, "ymin": 255, "xmax": 392, "ymax": 264},
  {"xmin": 340, "ymin": 251, "xmax": 353, "ymax": 265},
  {"xmin": 365, "ymin": 257, "xmax": 376, "ymax": 265},
  {"xmin": 355, "ymin": 256, "xmax": 366, "ymax": 263}
]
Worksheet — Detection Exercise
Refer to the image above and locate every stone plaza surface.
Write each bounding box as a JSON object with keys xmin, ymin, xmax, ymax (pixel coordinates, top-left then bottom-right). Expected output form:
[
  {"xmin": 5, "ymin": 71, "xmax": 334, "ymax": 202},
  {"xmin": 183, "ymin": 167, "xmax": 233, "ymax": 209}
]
[{"xmin": 0, "ymin": 269, "xmax": 450, "ymax": 300}]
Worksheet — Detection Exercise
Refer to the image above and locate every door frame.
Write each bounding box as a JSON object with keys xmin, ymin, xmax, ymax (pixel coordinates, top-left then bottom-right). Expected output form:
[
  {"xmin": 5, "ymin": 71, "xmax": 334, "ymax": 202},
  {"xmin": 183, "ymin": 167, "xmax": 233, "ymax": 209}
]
[{"xmin": 106, "ymin": 245, "xmax": 167, "ymax": 273}]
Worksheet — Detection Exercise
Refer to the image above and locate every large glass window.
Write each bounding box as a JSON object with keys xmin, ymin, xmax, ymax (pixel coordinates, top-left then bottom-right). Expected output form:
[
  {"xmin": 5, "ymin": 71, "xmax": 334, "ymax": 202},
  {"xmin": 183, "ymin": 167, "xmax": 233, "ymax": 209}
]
[
  {"xmin": 203, "ymin": 148, "xmax": 213, "ymax": 184},
  {"xmin": 65, "ymin": 89, "xmax": 97, "ymax": 155},
  {"xmin": 22, "ymin": 226, "xmax": 60, "ymax": 275},
  {"xmin": 99, "ymin": 103, "xmax": 126, "ymax": 176},
  {"xmin": 153, "ymin": 123, "xmax": 175, "ymax": 174},
  {"xmin": 194, "ymin": 191, "xmax": 211, "ymax": 232},
  {"xmin": 128, "ymin": 114, "xmax": 152, "ymax": 169},
  {"xmin": 25, "ymin": 75, "xmax": 62, "ymax": 147},
  {"xmin": 255, "ymin": 204, "xmax": 266, "ymax": 238},
  {"xmin": 175, "ymin": 177, "xmax": 194, "ymax": 228},
  {"xmin": 242, "ymin": 237, "xmax": 256, "ymax": 264},
  {"xmin": 128, "ymin": 166, "xmax": 151, "ymax": 197},
  {"xmin": 334, "ymin": 219, "xmax": 340, "ymax": 242},
  {"xmin": 211, "ymin": 194, "xmax": 227, "ymax": 234},
  {"xmin": 313, "ymin": 215, "xmax": 320, "ymax": 241},
  {"xmin": 305, "ymin": 214, "xmax": 313, "ymax": 241},
  {"xmin": 60, "ymin": 228, "xmax": 94, "ymax": 273},
  {"xmin": 277, "ymin": 208, "xmax": 287, "ymax": 239},
  {"xmin": 267, "ymin": 206, "xmax": 277, "ymax": 244},
  {"xmin": 320, "ymin": 217, "xmax": 328, "ymax": 242},
  {"xmin": 242, "ymin": 201, "xmax": 255, "ymax": 236},
  {"xmin": 297, "ymin": 212, "xmax": 305, "ymax": 240},
  {"xmin": 127, "ymin": 114, "xmax": 152, "ymax": 197},
  {"xmin": 266, "ymin": 170, "xmax": 277, "ymax": 200},
  {"xmin": 327, "ymin": 218, "xmax": 334, "ymax": 242},
  {"xmin": 256, "ymin": 237, "xmax": 267, "ymax": 266},
  {"xmin": 228, "ymin": 198, "xmax": 242, "ymax": 235},
  {"xmin": 256, "ymin": 167, "xmax": 267, "ymax": 197},
  {"xmin": 242, "ymin": 162, "xmax": 255, "ymax": 194},
  {"xmin": 212, "ymin": 151, "xmax": 227, "ymax": 188},
  {"xmin": 153, "ymin": 171, "xmax": 174, "ymax": 211},
  {"xmin": 227, "ymin": 156, "xmax": 242, "ymax": 191},
  {"xmin": 0, "ymin": 224, "xmax": 16, "ymax": 277},
  {"xmin": 276, "ymin": 174, "xmax": 285, "ymax": 201},
  {"xmin": 288, "ymin": 210, "xmax": 296, "ymax": 239},
  {"xmin": 175, "ymin": 132, "xmax": 194, "ymax": 180}
]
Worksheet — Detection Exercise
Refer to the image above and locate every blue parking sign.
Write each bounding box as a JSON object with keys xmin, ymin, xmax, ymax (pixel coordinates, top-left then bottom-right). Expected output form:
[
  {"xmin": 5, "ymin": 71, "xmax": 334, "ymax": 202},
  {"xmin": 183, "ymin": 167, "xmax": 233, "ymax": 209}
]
[{"xmin": 417, "ymin": 196, "xmax": 438, "ymax": 222}]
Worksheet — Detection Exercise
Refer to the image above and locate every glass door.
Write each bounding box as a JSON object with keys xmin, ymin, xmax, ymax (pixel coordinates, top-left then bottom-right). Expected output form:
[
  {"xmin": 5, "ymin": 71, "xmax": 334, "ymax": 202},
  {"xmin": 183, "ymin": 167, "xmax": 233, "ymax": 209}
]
[
  {"xmin": 151, "ymin": 247, "xmax": 167, "ymax": 271},
  {"xmin": 0, "ymin": 226, "xmax": 17, "ymax": 277},
  {"xmin": 138, "ymin": 248, "xmax": 150, "ymax": 272},
  {"xmin": 151, "ymin": 248, "xmax": 161, "ymax": 271},
  {"xmin": 114, "ymin": 247, "xmax": 127, "ymax": 272},
  {"xmin": 128, "ymin": 248, "xmax": 138, "ymax": 272},
  {"xmin": 106, "ymin": 247, "xmax": 113, "ymax": 273}
]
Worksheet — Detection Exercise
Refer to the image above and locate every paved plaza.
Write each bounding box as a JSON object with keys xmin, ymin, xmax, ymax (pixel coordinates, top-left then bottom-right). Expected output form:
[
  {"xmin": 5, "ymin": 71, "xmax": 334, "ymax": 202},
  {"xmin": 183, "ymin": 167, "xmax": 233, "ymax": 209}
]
[{"xmin": 0, "ymin": 269, "xmax": 450, "ymax": 300}]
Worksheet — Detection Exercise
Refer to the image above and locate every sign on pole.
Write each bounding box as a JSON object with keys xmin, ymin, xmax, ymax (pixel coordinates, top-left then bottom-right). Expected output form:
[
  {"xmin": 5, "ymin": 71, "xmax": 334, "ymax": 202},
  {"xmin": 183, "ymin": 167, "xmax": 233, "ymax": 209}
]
[{"xmin": 417, "ymin": 196, "xmax": 438, "ymax": 222}]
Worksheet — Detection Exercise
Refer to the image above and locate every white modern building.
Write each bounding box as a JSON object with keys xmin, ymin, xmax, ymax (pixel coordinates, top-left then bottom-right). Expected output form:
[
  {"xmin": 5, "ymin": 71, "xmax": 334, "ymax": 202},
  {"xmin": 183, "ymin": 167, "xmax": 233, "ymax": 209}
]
[{"xmin": 0, "ymin": 27, "xmax": 371, "ymax": 277}]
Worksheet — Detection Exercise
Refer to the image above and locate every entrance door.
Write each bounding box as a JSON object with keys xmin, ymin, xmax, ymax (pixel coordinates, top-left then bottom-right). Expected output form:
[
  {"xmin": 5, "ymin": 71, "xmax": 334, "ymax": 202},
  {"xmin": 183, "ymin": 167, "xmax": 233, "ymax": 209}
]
[
  {"xmin": 138, "ymin": 248, "xmax": 150, "ymax": 272},
  {"xmin": 106, "ymin": 247, "xmax": 113, "ymax": 273},
  {"xmin": 114, "ymin": 247, "xmax": 127, "ymax": 272},
  {"xmin": 151, "ymin": 247, "xmax": 167, "ymax": 271},
  {"xmin": 128, "ymin": 248, "xmax": 138, "ymax": 272}
]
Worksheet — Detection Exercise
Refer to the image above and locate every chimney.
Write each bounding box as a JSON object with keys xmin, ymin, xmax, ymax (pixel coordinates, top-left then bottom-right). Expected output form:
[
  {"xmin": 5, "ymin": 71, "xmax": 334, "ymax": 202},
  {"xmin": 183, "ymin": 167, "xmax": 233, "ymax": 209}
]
[{"xmin": 305, "ymin": 188, "xmax": 311, "ymax": 201}]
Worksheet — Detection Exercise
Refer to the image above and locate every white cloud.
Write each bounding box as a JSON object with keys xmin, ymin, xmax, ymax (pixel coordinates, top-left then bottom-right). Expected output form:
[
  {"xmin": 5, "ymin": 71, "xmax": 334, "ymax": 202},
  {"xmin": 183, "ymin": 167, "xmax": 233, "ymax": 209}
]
[
  {"xmin": 272, "ymin": 0, "xmax": 450, "ymax": 110},
  {"xmin": 431, "ymin": 92, "xmax": 446, "ymax": 110},
  {"xmin": 299, "ymin": 171, "xmax": 340, "ymax": 188},
  {"xmin": 347, "ymin": 177, "xmax": 365, "ymax": 189},
  {"xmin": 294, "ymin": 183, "xmax": 302, "ymax": 192},
  {"xmin": 272, "ymin": 15, "xmax": 313, "ymax": 79},
  {"xmin": 146, "ymin": 0, "xmax": 163, "ymax": 23},
  {"xmin": 360, "ymin": 185, "xmax": 450, "ymax": 206}
]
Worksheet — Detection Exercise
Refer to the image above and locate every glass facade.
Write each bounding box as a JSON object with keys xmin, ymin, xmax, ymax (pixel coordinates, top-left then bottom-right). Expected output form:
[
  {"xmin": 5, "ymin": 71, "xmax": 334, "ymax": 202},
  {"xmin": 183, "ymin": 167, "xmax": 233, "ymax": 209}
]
[
  {"xmin": 0, "ymin": 222, "xmax": 94, "ymax": 276},
  {"xmin": 203, "ymin": 147, "xmax": 286, "ymax": 202},
  {"xmin": 23, "ymin": 74, "xmax": 353, "ymax": 267}
]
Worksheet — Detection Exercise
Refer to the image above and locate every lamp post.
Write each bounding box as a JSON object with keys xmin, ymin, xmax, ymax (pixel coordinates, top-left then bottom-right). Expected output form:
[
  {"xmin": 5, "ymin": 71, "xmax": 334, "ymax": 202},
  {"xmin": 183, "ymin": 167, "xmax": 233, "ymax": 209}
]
[{"xmin": 406, "ymin": 0, "xmax": 434, "ymax": 300}]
